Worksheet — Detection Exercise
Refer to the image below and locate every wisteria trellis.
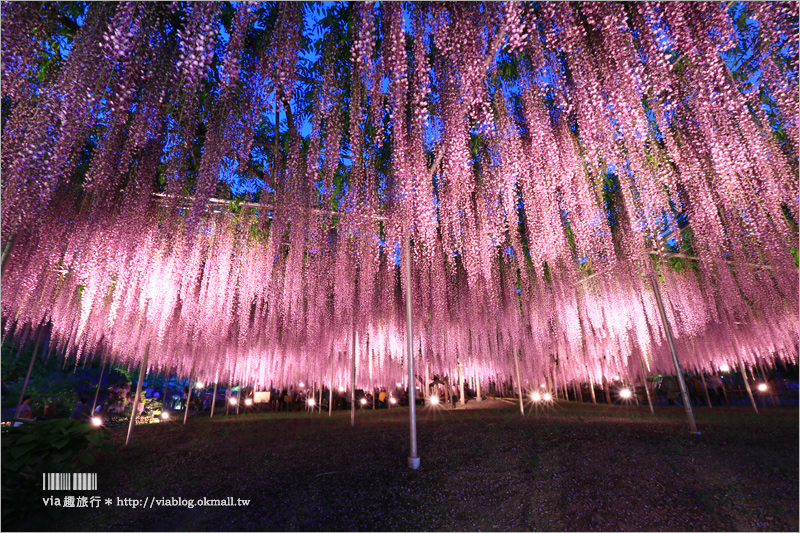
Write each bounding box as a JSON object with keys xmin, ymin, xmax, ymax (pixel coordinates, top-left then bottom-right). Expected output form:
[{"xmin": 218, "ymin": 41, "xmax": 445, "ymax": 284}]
[{"xmin": 1, "ymin": 2, "xmax": 797, "ymax": 391}]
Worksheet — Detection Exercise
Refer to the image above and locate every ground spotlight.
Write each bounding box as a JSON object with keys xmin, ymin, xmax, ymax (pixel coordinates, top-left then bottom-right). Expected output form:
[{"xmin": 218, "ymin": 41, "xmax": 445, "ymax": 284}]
[
  {"xmin": 91, "ymin": 416, "xmax": 102, "ymax": 426},
  {"xmin": 229, "ymin": 397, "xmax": 237, "ymax": 405},
  {"xmin": 360, "ymin": 398, "xmax": 367, "ymax": 405},
  {"xmin": 160, "ymin": 411, "xmax": 169, "ymax": 420},
  {"xmin": 244, "ymin": 398, "xmax": 253, "ymax": 406},
  {"xmin": 531, "ymin": 392, "xmax": 541, "ymax": 402},
  {"xmin": 195, "ymin": 382, "xmax": 204, "ymax": 389},
  {"xmin": 339, "ymin": 386, "xmax": 345, "ymax": 392},
  {"xmin": 429, "ymin": 395, "xmax": 440, "ymax": 405},
  {"xmin": 619, "ymin": 388, "xmax": 632, "ymax": 399},
  {"xmin": 543, "ymin": 392, "xmax": 552, "ymax": 401},
  {"xmin": 308, "ymin": 398, "xmax": 316, "ymax": 406},
  {"xmin": 757, "ymin": 383, "xmax": 767, "ymax": 392},
  {"xmin": 390, "ymin": 397, "xmax": 397, "ymax": 404}
]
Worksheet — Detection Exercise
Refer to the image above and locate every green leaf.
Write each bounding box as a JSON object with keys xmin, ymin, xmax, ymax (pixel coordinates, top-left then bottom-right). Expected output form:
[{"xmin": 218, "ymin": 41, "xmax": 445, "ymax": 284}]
[
  {"xmin": 14, "ymin": 434, "xmax": 40, "ymax": 445},
  {"xmin": 78, "ymin": 453, "xmax": 95, "ymax": 466},
  {"xmin": 51, "ymin": 437, "xmax": 70, "ymax": 450},
  {"xmin": 85, "ymin": 432, "xmax": 104, "ymax": 447},
  {"xmin": 9, "ymin": 443, "xmax": 38, "ymax": 459}
]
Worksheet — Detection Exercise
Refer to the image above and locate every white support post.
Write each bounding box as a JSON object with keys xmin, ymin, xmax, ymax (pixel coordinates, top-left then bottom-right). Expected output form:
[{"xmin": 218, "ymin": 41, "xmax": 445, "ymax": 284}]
[
  {"xmin": 1, "ymin": 232, "xmax": 18, "ymax": 278},
  {"xmin": 651, "ymin": 275, "xmax": 698, "ymax": 433},
  {"xmin": 236, "ymin": 381, "xmax": 241, "ymax": 415},
  {"xmin": 458, "ymin": 359, "xmax": 465, "ymax": 406},
  {"xmin": 637, "ymin": 352, "xmax": 654, "ymax": 415},
  {"xmin": 699, "ymin": 371, "xmax": 712, "ymax": 408},
  {"xmin": 210, "ymin": 379, "xmax": 218, "ymax": 418},
  {"xmin": 351, "ymin": 329, "xmax": 356, "ymax": 427},
  {"xmin": 184, "ymin": 367, "xmax": 195, "ymax": 425},
  {"xmin": 91, "ymin": 356, "xmax": 108, "ymax": 415},
  {"xmin": 424, "ymin": 361, "xmax": 430, "ymax": 403},
  {"xmin": 126, "ymin": 343, "xmax": 149, "ymax": 446},
  {"xmin": 162, "ymin": 370, "xmax": 171, "ymax": 412},
  {"xmin": 15, "ymin": 325, "xmax": 45, "ymax": 418},
  {"xmin": 405, "ymin": 233, "xmax": 419, "ymax": 470},
  {"xmin": 513, "ymin": 350, "xmax": 524, "ymax": 416},
  {"xmin": 738, "ymin": 357, "xmax": 759, "ymax": 415}
]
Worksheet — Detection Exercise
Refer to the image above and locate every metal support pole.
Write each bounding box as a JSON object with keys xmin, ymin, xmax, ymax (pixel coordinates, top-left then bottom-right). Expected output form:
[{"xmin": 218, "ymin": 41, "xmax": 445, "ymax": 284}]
[
  {"xmin": 476, "ymin": 371, "xmax": 482, "ymax": 401},
  {"xmin": 629, "ymin": 376, "xmax": 640, "ymax": 406},
  {"xmin": 699, "ymin": 370, "xmax": 712, "ymax": 408},
  {"xmin": 14, "ymin": 323, "xmax": 31, "ymax": 361},
  {"xmin": 650, "ymin": 275, "xmax": 698, "ymax": 433},
  {"xmin": 226, "ymin": 371, "xmax": 232, "ymax": 416},
  {"xmin": 15, "ymin": 325, "xmax": 45, "ymax": 418},
  {"xmin": 405, "ymin": 233, "xmax": 419, "ymax": 469},
  {"xmin": 588, "ymin": 369, "xmax": 597, "ymax": 404},
  {"xmin": 458, "ymin": 359, "xmax": 465, "ymax": 405},
  {"xmin": 1, "ymin": 232, "xmax": 18, "ymax": 279},
  {"xmin": 424, "ymin": 361, "xmax": 430, "ymax": 403},
  {"xmin": 553, "ymin": 366, "xmax": 561, "ymax": 401},
  {"xmin": 184, "ymin": 366, "xmax": 195, "ymax": 425},
  {"xmin": 637, "ymin": 351, "xmax": 655, "ymax": 415},
  {"xmin": 558, "ymin": 361, "xmax": 569, "ymax": 401},
  {"xmin": 44, "ymin": 340, "xmax": 56, "ymax": 367},
  {"xmin": 210, "ymin": 380, "xmax": 218, "ymax": 418},
  {"xmin": 758, "ymin": 360, "xmax": 778, "ymax": 407},
  {"xmin": 1, "ymin": 320, "xmax": 17, "ymax": 354},
  {"xmin": 513, "ymin": 350, "xmax": 524, "ymax": 415},
  {"xmin": 236, "ymin": 381, "xmax": 241, "ymax": 414},
  {"xmin": 738, "ymin": 358, "xmax": 759, "ymax": 414},
  {"xmin": 447, "ymin": 366, "xmax": 454, "ymax": 406},
  {"xmin": 162, "ymin": 372, "xmax": 170, "ymax": 411},
  {"xmin": 717, "ymin": 369, "xmax": 729, "ymax": 405},
  {"xmin": 351, "ymin": 329, "xmax": 356, "ymax": 427},
  {"xmin": 91, "ymin": 356, "xmax": 108, "ymax": 415},
  {"xmin": 329, "ymin": 351, "xmax": 334, "ymax": 417},
  {"xmin": 126, "ymin": 343, "xmax": 149, "ymax": 446}
]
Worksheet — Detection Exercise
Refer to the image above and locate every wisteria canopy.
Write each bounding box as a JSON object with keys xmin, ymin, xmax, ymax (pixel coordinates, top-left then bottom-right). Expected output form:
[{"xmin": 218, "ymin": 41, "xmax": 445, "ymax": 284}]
[{"xmin": 1, "ymin": 1, "xmax": 798, "ymax": 391}]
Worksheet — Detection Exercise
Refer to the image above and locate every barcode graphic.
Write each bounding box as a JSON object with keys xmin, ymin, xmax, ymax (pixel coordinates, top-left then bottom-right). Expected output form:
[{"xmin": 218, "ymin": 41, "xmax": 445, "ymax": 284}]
[{"xmin": 43, "ymin": 473, "xmax": 97, "ymax": 491}]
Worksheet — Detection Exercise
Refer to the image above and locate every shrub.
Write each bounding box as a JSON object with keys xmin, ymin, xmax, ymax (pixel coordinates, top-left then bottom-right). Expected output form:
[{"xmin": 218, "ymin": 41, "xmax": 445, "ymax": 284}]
[{"xmin": 1, "ymin": 419, "xmax": 110, "ymax": 530}]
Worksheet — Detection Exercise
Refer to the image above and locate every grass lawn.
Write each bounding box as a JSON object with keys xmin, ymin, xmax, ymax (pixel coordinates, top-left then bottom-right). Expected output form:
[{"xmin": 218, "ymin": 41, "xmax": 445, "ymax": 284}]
[{"xmin": 46, "ymin": 400, "xmax": 800, "ymax": 531}]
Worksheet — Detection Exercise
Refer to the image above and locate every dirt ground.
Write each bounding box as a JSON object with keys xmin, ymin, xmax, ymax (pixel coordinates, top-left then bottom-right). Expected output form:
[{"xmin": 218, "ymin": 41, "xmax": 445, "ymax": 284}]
[{"xmin": 48, "ymin": 400, "xmax": 798, "ymax": 531}]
